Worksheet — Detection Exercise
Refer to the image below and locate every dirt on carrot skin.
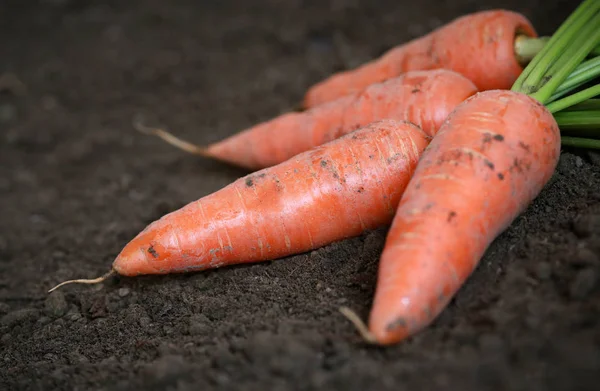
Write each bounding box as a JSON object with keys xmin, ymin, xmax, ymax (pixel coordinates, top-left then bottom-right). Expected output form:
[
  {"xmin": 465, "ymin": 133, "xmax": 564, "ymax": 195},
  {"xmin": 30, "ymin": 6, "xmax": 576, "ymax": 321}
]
[{"xmin": 0, "ymin": 1, "xmax": 598, "ymax": 390}]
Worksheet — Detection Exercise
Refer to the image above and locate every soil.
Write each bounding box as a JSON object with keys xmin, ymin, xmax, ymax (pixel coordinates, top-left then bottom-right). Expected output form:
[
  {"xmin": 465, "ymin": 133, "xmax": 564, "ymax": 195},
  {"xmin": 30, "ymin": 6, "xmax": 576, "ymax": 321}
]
[{"xmin": 1, "ymin": 1, "xmax": 599, "ymax": 390}]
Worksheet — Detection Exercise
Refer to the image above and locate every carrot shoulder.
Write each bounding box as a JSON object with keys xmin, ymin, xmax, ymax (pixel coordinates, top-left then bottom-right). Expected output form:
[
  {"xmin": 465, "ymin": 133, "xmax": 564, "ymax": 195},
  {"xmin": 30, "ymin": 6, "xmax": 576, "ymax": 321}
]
[
  {"xmin": 367, "ymin": 90, "xmax": 560, "ymax": 345},
  {"xmin": 202, "ymin": 69, "xmax": 476, "ymax": 170},
  {"xmin": 302, "ymin": 10, "xmax": 536, "ymax": 108},
  {"xmin": 112, "ymin": 119, "xmax": 429, "ymax": 277}
]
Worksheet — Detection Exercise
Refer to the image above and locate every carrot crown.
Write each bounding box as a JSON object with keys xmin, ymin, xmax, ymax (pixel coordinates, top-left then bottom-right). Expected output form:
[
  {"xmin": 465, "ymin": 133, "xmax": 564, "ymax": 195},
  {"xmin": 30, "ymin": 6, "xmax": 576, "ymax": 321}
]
[
  {"xmin": 511, "ymin": 0, "xmax": 600, "ymax": 105},
  {"xmin": 511, "ymin": 0, "xmax": 600, "ymax": 149}
]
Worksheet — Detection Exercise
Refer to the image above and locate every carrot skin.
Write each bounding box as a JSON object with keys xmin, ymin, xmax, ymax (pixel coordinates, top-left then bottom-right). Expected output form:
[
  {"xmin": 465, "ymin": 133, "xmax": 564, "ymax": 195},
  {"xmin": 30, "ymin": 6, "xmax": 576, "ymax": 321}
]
[
  {"xmin": 206, "ymin": 69, "xmax": 477, "ymax": 170},
  {"xmin": 303, "ymin": 10, "xmax": 536, "ymax": 109},
  {"xmin": 113, "ymin": 120, "xmax": 430, "ymax": 277},
  {"xmin": 368, "ymin": 90, "xmax": 560, "ymax": 345}
]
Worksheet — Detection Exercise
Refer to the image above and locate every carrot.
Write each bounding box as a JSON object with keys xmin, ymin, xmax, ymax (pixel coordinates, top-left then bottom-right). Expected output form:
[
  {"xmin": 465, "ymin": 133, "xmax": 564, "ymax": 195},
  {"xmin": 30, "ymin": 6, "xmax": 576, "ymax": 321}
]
[
  {"xmin": 362, "ymin": 90, "xmax": 560, "ymax": 344},
  {"xmin": 302, "ymin": 9, "xmax": 537, "ymax": 109},
  {"xmin": 340, "ymin": 0, "xmax": 600, "ymax": 345},
  {"xmin": 48, "ymin": 119, "xmax": 430, "ymax": 290},
  {"xmin": 137, "ymin": 69, "xmax": 477, "ymax": 170}
]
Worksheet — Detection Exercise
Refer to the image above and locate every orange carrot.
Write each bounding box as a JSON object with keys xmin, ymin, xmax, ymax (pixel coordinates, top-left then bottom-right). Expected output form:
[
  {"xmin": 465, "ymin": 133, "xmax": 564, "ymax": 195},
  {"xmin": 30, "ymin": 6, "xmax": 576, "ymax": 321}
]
[
  {"xmin": 138, "ymin": 69, "xmax": 477, "ymax": 170},
  {"xmin": 302, "ymin": 10, "xmax": 536, "ymax": 109},
  {"xmin": 48, "ymin": 119, "xmax": 429, "ymax": 290},
  {"xmin": 342, "ymin": 90, "xmax": 560, "ymax": 345}
]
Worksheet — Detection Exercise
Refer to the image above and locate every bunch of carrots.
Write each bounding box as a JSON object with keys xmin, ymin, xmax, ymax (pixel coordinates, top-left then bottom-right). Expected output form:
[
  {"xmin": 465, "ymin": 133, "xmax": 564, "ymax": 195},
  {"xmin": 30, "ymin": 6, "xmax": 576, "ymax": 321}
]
[{"xmin": 49, "ymin": 1, "xmax": 600, "ymax": 346}]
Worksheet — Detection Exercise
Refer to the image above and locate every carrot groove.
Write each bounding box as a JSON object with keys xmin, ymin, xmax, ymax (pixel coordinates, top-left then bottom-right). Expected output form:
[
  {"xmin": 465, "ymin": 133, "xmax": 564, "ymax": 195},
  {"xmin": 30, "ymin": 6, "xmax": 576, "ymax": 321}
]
[{"xmin": 302, "ymin": 10, "xmax": 536, "ymax": 108}]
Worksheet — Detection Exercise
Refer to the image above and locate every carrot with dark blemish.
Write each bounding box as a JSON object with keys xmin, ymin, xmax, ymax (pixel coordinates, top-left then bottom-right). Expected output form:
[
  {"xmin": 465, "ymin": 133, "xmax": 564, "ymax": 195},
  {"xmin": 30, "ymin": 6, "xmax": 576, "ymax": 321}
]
[
  {"xmin": 302, "ymin": 9, "xmax": 539, "ymax": 108},
  {"xmin": 340, "ymin": 0, "xmax": 600, "ymax": 345},
  {"xmin": 136, "ymin": 69, "xmax": 477, "ymax": 170},
  {"xmin": 48, "ymin": 119, "xmax": 430, "ymax": 290}
]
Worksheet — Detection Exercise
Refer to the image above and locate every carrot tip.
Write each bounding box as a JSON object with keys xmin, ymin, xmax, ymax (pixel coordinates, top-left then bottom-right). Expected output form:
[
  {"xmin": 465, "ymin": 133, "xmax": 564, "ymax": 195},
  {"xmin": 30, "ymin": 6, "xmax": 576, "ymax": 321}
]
[
  {"xmin": 338, "ymin": 306, "xmax": 378, "ymax": 345},
  {"xmin": 131, "ymin": 116, "xmax": 210, "ymax": 157},
  {"xmin": 47, "ymin": 269, "xmax": 116, "ymax": 293}
]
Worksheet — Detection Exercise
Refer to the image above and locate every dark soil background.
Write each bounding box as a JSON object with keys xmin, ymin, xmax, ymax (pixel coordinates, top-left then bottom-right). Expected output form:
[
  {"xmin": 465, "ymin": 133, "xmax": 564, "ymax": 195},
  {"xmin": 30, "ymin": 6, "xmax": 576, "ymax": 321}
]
[{"xmin": 1, "ymin": 0, "xmax": 599, "ymax": 390}]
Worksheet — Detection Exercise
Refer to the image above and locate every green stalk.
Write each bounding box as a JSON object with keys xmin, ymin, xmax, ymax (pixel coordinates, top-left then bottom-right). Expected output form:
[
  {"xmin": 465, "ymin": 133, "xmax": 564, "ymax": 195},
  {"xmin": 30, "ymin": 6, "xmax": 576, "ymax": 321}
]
[
  {"xmin": 546, "ymin": 84, "xmax": 600, "ymax": 113},
  {"xmin": 549, "ymin": 57, "xmax": 600, "ymax": 101},
  {"xmin": 516, "ymin": 36, "xmax": 600, "ymax": 63},
  {"xmin": 543, "ymin": 20, "xmax": 600, "ymax": 78},
  {"xmin": 563, "ymin": 99, "xmax": 600, "ymax": 111},
  {"xmin": 530, "ymin": 12, "xmax": 600, "ymax": 103},
  {"xmin": 512, "ymin": 0, "xmax": 600, "ymax": 93},
  {"xmin": 555, "ymin": 110, "xmax": 600, "ymax": 129},
  {"xmin": 514, "ymin": 36, "xmax": 551, "ymax": 66},
  {"xmin": 510, "ymin": 0, "xmax": 600, "ymax": 153},
  {"xmin": 561, "ymin": 136, "xmax": 600, "ymax": 149},
  {"xmin": 560, "ymin": 129, "xmax": 600, "ymax": 139}
]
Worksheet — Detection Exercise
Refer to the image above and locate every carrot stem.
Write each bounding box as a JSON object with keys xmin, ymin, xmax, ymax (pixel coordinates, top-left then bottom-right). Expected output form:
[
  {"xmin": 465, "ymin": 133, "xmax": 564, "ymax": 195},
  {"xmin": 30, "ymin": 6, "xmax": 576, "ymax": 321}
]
[
  {"xmin": 512, "ymin": 0, "xmax": 595, "ymax": 90},
  {"xmin": 549, "ymin": 57, "xmax": 600, "ymax": 102},
  {"xmin": 516, "ymin": 36, "xmax": 600, "ymax": 63},
  {"xmin": 529, "ymin": 12, "xmax": 600, "ymax": 103},
  {"xmin": 512, "ymin": 0, "xmax": 600, "ymax": 99},
  {"xmin": 514, "ymin": 35, "xmax": 551, "ymax": 66},
  {"xmin": 563, "ymin": 99, "xmax": 600, "ymax": 111},
  {"xmin": 536, "ymin": 17, "xmax": 600, "ymax": 98},
  {"xmin": 555, "ymin": 110, "xmax": 600, "ymax": 129},
  {"xmin": 547, "ymin": 84, "xmax": 600, "ymax": 113},
  {"xmin": 561, "ymin": 135, "xmax": 600, "ymax": 149}
]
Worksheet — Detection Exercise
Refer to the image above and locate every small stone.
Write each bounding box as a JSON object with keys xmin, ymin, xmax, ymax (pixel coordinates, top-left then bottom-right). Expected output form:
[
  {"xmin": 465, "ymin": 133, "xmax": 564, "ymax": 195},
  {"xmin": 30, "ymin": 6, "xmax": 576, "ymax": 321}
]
[
  {"xmin": 569, "ymin": 268, "xmax": 598, "ymax": 299},
  {"xmin": 575, "ymin": 156, "xmax": 584, "ymax": 168},
  {"xmin": 118, "ymin": 287, "xmax": 130, "ymax": 297},
  {"xmin": 44, "ymin": 291, "xmax": 68, "ymax": 318}
]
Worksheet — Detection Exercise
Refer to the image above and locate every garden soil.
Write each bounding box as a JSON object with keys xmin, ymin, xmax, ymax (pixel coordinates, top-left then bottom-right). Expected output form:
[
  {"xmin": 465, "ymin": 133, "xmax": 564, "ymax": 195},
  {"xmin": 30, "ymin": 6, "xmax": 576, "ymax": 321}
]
[{"xmin": 1, "ymin": 1, "xmax": 599, "ymax": 390}]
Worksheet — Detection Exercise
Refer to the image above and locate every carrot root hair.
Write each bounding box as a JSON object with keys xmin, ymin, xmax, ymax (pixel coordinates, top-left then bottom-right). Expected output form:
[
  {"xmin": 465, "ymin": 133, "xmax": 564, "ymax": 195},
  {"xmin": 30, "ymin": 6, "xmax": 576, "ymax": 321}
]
[
  {"xmin": 47, "ymin": 269, "xmax": 116, "ymax": 293},
  {"xmin": 132, "ymin": 117, "xmax": 210, "ymax": 158},
  {"xmin": 339, "ymin": 306, "xmax": 378, "ymax": 345}
]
